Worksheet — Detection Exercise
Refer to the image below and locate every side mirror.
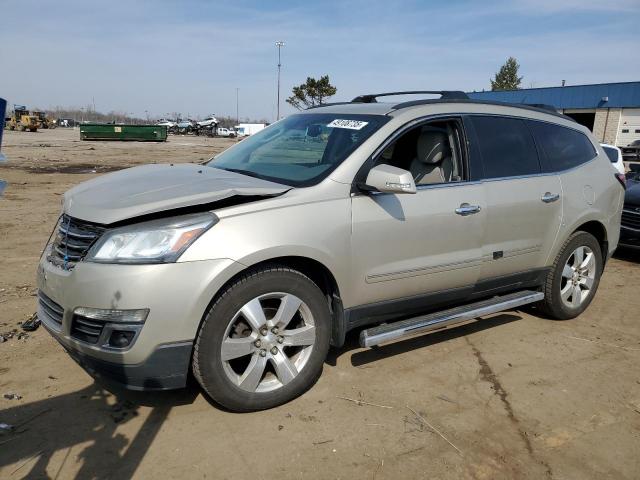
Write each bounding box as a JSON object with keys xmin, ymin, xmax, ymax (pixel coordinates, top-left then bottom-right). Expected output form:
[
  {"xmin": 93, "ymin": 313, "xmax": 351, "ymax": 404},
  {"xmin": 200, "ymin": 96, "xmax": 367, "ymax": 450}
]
[
  {"xmin": 362, "ymin": 164, "xmax": 416, "ymax": 194},
  {"xmin": 307, "ymin": 125, "xmax": 321, "ymax": 137}
]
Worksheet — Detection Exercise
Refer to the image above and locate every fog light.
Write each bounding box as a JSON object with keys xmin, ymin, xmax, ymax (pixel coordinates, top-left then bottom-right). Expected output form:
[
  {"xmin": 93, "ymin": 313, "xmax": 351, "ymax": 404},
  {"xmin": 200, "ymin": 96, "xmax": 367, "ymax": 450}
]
[
  {"xmin": 73, "ymin": 307, "xmax": 149, "ymax": 323},
  {"xmin": 109, "ymin": 330, "xmax": 136, "ymax": 348}
]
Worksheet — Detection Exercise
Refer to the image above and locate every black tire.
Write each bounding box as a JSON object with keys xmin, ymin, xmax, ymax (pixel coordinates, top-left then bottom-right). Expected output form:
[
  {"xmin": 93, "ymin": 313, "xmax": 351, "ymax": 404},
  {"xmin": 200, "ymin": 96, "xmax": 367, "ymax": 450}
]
[
  {"xmin": 193, "ymin": 266, "xmax": 331, "ymax": 411},
  {"xmin": 538, "ymin": 231, "xmax": 603, "ymax": 320}
]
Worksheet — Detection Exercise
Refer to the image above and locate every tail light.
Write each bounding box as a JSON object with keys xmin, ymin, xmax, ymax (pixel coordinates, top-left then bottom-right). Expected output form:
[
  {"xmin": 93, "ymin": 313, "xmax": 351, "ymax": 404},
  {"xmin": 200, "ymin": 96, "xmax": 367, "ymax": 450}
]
[{"xmin": 615, "ymin": 173, "xmax": 627, "ymax": 190}]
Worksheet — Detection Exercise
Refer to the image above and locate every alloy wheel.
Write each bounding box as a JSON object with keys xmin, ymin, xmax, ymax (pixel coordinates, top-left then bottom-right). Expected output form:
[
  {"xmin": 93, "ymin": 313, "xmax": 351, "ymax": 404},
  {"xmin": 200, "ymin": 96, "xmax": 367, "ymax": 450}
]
[
  {"xmin": 220, "ymin": 293, "xmax": 316, "ymax": 393},
  {"xmin": 560, "ymin": 245, "xmax": 596, "ymax": 309}
]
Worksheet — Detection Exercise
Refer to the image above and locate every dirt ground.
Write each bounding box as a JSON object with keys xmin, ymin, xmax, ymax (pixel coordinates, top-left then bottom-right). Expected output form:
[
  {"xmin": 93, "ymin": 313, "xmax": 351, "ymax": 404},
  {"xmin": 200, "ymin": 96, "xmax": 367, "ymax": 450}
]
[{"xmin": 1, "ymin": 128, "xmax": 639, "ymax": 480}]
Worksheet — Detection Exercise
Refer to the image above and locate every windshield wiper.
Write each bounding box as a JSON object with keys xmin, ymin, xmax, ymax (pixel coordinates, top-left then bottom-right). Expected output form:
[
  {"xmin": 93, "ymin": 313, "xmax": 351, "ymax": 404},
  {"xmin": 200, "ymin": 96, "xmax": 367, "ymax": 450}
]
[{"xmin": 216, "ymin": 167, "xmax": 265, "ymax": 180}]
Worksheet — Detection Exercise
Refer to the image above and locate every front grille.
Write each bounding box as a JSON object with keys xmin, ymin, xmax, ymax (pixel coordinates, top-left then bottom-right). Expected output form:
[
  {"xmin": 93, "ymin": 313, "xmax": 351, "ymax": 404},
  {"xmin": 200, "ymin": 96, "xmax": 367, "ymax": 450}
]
[
  {"xmin": 70, "ymin": 315, "xmax": 106, "ymax": 344},
  {"xmin": 47, "ymin": 215, "xmax": 105, "ymax": 269},
  {"xmin": 38, "ymin": 292, "xmax": 64, "ymax": 326},
  {"xmin": 622, "ymin": 209, "xmax": 640, "ymax": 230}
]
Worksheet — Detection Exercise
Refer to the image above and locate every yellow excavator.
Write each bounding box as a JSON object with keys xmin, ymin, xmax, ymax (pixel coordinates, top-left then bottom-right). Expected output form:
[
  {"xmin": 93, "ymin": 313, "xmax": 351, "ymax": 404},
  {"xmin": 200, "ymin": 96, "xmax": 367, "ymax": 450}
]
[
  {"xmin": 32, "ymin": 110, "xmax": 56, "ymax": 129},
  {"xmin": 6, "ymin": 105, "xmax": 38, "ymax": 132}
]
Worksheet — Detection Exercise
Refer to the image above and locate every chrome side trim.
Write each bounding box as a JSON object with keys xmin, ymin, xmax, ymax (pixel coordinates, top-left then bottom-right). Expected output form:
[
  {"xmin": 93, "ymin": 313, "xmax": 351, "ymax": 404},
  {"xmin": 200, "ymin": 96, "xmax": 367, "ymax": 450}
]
[
  {"xmin": 365, "ymin": 257, "xmax": 483, "ymax": 283},
  {"xmin": 360, "ymin": 290, "xmax": 544, "ymax": 347}
]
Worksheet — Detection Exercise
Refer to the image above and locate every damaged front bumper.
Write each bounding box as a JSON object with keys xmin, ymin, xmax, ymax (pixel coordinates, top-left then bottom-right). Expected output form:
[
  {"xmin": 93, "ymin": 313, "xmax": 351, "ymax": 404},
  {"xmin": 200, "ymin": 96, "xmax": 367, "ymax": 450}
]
[{"xmin": 37, "ymin": 252, "xmax": 245, "ymax": 390}]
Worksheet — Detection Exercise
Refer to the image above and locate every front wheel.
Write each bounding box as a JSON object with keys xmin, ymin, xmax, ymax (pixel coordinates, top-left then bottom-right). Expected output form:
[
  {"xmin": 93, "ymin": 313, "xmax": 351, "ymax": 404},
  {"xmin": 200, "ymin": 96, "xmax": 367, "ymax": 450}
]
[
  {"xmin": 538, "ymin": 231, "xmax": 603, "ymax": 320},
  {"xmin": 193, "ymin": 266, "xmax": 331, "ymax": 411}
]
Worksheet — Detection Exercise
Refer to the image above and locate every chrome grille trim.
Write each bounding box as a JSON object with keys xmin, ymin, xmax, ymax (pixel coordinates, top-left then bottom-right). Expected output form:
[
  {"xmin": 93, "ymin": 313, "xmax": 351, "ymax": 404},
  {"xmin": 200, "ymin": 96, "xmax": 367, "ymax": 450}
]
[{"xmin": 47, "ymin": 215, "xmax": 105, "ymax": 270}]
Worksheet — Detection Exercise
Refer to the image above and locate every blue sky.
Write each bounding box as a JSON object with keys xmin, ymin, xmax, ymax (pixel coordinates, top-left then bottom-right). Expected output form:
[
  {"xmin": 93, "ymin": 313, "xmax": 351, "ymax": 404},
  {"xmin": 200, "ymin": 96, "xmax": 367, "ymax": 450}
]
[{"xmin": 1, "ymin": 0, "xmax": 639, "ymax": 121}]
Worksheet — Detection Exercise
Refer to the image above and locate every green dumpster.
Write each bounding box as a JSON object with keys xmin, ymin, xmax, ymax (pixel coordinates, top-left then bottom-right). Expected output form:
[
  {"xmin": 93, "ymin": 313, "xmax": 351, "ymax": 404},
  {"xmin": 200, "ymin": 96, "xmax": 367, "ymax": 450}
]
[{"xmin": 80, "ymin": 124, "xmax": 167, "ymax": 142}]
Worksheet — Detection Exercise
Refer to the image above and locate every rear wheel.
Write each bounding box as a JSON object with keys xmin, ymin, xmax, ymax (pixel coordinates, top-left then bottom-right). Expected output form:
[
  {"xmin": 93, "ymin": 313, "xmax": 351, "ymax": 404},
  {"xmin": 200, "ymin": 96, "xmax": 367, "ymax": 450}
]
[
  {"xmin": 193, "ymin": 266, "xmax": 331, "ymax": 411},
  {"xmin": 538, "ymin": 231, "xmax": 602, "ymax": 320}
]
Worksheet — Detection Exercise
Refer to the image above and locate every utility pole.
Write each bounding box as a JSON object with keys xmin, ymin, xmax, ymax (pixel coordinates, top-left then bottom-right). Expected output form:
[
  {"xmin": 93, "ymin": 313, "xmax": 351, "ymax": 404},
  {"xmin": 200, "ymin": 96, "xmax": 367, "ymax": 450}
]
[
  {"xmin": 275, "ymin": 41, "xmax": 285, "ymax": 121},
  {"xmin": 236, "ymin": 87, "xmax": 239, "ymax": 125}
]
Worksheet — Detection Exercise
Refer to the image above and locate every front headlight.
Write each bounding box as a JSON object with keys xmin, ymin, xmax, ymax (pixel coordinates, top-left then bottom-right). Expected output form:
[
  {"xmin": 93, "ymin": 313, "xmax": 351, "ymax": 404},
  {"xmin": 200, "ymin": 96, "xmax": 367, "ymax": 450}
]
[{"xmin": 86, "ymin": 212, "xmax": 217, "ymax": 264}]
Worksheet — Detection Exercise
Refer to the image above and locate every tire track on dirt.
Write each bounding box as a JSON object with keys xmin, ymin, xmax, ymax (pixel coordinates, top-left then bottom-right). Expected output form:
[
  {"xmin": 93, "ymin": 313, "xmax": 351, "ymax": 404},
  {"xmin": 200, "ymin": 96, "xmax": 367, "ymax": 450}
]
[{"xmin": 466, "ymin": 337, "xmax": 553, "ymax": 478}]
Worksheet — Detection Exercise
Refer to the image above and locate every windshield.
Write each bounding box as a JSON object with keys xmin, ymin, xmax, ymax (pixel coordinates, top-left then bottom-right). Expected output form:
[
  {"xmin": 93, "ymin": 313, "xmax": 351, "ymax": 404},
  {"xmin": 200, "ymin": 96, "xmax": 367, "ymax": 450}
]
[{"xmin": 208, "ymin": 113, "xmax": 388, "ymax": 186}]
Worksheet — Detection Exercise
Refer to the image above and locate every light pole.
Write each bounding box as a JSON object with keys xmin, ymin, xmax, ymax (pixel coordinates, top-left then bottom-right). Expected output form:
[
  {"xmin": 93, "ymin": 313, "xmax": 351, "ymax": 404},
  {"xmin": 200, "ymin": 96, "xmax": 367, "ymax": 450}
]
[
  {"xmin": 275, "ymin": 41, "xmax": 285, "ymax": 121},
  {"xmin": 236, "ymin": 87, "xmax": 239, "ymax": 125}
]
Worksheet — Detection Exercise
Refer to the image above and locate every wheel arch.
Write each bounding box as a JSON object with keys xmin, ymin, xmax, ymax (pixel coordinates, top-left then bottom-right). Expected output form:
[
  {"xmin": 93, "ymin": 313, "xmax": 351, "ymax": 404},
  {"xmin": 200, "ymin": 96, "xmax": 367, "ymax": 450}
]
[
  {"xmin": 572, "ymin": 220, "xmax": 608, "ymax": 263},
  {"xmin": 199, "ymin": 255, "xmax": 347, "ymax": 348}
]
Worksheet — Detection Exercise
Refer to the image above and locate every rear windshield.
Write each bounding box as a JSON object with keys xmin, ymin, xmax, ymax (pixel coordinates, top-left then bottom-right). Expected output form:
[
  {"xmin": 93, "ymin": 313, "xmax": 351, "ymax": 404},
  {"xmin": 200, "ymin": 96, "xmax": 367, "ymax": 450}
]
[
  {"xmin": 602, "ymin": 146, "xmax": 618, "ymax": 163},
  {"xmin": 208, "ymin": 113, "xmax": 388, "ymax": 187}
]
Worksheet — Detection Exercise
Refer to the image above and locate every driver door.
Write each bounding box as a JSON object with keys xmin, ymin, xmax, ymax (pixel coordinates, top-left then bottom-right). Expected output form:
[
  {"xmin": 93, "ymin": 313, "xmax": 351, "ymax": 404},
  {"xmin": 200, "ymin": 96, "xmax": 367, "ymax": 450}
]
[{"xmin": 349, "ymin": 118, "xmax": 486, "ymax": 317}]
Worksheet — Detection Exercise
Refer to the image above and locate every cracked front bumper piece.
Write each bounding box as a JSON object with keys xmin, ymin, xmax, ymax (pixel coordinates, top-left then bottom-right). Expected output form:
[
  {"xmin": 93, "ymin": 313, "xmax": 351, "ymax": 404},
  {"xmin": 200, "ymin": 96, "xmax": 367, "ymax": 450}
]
[{"xmin": 37, "ymin": 252, "xmax": 245, "ymax": 390}]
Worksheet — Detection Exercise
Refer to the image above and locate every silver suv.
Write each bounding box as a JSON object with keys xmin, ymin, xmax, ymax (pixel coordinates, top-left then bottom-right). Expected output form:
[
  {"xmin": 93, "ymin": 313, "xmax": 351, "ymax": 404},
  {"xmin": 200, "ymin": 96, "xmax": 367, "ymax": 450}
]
[{"xmin": 37, "ymin": 91, "xmax": 624, "ymax": 411}]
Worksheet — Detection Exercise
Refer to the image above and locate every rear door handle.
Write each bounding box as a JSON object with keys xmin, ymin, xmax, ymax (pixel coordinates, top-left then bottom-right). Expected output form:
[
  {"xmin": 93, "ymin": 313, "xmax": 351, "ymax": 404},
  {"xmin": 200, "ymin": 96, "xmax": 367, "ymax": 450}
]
[
  {"xmin": 455, "ymin": 203, "xmax": 481, "ymax": 216},
  {"xmin": 541, "ymin": 192, "xmax": 560, "ymax": 203}
]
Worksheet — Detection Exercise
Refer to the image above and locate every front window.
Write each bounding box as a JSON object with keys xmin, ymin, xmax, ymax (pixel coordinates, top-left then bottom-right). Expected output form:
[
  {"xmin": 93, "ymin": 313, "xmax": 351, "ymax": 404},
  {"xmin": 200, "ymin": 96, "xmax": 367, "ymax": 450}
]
[{"xmin": 208, "ymin": 113, "xmax": 388, "ymax": 187}]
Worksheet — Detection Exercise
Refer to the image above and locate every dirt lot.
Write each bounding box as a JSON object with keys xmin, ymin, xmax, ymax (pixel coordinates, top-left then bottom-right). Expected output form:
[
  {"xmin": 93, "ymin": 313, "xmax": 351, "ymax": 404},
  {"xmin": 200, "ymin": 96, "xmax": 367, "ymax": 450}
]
[{"xmin": 1, "ymin": 128, "xmax": 639, "ymax": 479}]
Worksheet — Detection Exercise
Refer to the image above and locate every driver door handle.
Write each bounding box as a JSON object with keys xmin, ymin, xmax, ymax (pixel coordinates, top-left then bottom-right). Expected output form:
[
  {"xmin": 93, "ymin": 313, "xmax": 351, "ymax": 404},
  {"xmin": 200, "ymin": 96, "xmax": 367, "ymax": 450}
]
[
  {"xmin": 541, "ymin": 192, "xmax": 560, "ymax": 203},
  {"xmin": 455, "ymin": 203, "xmax": 481, "ymax": 216}
]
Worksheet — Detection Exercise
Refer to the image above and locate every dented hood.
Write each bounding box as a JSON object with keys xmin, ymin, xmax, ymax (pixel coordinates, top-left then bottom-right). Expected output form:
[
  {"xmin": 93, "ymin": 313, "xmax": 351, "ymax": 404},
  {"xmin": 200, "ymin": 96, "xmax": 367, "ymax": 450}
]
[{"xmin": 63, "ymin": 163, "xmax": 290, "ymax": 224}]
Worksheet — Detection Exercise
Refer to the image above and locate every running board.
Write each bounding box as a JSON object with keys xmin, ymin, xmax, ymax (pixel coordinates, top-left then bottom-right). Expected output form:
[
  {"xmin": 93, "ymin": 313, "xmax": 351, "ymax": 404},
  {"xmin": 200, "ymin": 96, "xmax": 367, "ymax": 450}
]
[{"xmin": 359, "ymin": 290, "xmax": 544, "ymax": 348}]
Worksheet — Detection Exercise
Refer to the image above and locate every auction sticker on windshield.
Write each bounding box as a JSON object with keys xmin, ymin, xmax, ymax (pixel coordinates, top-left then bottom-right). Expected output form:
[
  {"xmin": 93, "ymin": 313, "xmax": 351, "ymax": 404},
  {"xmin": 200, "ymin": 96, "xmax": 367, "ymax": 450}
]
[{"xmin": 327, "ymin": 119, "xmax": 369, "ymax": 130}]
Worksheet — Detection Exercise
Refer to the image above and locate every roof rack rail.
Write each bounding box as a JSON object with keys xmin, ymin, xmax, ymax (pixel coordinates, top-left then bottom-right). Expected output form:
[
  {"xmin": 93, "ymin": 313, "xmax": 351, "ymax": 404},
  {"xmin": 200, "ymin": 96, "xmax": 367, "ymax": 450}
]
[
  {"xmin": 351, "ymin": 90, "xmax": 469, "ymax": 103},
  {"xmin": 520, "ymin": 103, "xmax": 559, "ymax": 113}
]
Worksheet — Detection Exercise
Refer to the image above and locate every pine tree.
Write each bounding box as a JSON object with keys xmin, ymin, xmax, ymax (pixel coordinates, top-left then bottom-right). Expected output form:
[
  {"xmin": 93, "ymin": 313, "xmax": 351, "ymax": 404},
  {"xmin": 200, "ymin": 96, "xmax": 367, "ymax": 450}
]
[
  {"xmin": 286, "ymin": 76, "xmax": 337, "ymax": 110},
  {"xmin": 490, "ymin": 57, "xmax": 523, "ymax": 91}
]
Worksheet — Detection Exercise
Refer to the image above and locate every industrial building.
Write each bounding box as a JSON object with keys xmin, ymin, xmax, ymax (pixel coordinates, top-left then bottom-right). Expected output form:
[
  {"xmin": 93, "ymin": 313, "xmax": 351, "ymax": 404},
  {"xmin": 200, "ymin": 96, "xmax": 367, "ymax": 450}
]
[{"xmin": 468, "ymin": 81, "xmax": 640, "ymax": 147}]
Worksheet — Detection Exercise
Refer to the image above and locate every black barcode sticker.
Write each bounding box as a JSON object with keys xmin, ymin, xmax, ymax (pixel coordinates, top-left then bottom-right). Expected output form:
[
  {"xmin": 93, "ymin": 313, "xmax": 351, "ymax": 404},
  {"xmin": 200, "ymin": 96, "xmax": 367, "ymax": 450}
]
[{"xmin": 327, "ymin": 119, "xmax": 369, "ymax": 130}]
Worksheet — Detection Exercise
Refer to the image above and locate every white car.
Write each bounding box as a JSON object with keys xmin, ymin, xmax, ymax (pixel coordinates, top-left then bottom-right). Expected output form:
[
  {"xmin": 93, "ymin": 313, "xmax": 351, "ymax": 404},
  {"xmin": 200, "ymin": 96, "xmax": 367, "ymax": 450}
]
[
  {"xmin": 198, "ymin": 115, "xmax": 218, "ymax": 127},
  {"xmin": 216, "ymin": 127, "xmax": 236, "ymax": 138},
  {"xmin": 601, "ymin": 143, "xmax": 625, "ymax": 175},
  {"xmin": 156, "ymin": 119, "xmax": 177, "ymax": 128}
]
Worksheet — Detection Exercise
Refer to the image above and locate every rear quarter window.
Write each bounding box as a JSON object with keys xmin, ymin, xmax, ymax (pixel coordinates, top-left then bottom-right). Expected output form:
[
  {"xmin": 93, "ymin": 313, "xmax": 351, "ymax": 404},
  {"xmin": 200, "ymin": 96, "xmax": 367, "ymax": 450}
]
[
  {"xmin": 528, "ymin": 121, "xmax": 597, "ymax": 173},
  {"xmin": 470, "ymin": 116, "xmax": 540, "ymax": 179},
  {"xmin": 602, "ymin": 146, "xmax": 618, "ymax": 163}
]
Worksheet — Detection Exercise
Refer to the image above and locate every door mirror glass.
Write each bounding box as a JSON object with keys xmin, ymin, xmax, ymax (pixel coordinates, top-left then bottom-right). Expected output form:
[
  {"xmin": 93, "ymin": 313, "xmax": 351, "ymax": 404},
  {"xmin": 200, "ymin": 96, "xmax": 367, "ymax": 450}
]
[
  {"xmin": 306, "ymin": 125, "xmax": 322, "ymax": 137},
  {"xmin": 363, "ymin": 164, "xmax": 416, "ymax": 194}
]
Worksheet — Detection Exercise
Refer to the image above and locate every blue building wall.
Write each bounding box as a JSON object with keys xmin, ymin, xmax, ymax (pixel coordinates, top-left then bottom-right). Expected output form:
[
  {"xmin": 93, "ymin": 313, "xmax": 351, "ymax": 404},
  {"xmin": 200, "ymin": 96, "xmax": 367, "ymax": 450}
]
[{"xmin": 467, "ymin": 82, "xmax": 640, "ymax": 109}]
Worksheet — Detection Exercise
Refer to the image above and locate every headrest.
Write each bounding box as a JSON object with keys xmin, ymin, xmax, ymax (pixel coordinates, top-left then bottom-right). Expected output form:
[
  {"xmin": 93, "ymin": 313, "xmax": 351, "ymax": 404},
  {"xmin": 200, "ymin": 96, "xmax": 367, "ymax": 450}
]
[{"xmin": 416, "ymin": 129, "xmax": 451, "ymax": 165}]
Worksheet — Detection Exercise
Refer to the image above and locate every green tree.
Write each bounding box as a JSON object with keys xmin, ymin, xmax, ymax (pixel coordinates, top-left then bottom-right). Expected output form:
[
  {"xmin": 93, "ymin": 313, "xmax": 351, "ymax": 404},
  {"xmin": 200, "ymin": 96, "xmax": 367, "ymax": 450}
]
[
  {"xmin": 490, "ymin": 57, "xmax": 523, "ymax": 91},
  {"xmin": 286, "ymin": 75, "xmax": 337, "ymax": 110}
]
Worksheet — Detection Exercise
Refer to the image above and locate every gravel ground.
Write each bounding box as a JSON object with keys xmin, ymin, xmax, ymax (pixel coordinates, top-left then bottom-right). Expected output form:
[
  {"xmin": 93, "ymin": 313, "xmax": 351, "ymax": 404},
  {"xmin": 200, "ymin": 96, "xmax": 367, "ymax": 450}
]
[{"xmin": 1, "ymin": 128, "xmax": 639, "ymax": 479}]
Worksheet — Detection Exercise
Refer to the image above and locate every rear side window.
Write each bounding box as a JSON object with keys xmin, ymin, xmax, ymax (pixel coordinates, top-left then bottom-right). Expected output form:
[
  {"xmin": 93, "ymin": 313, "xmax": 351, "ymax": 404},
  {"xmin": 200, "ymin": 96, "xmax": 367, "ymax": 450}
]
[
  {"xmin": 470, "ymin": 116, "xmax": 540, "ymax": 179},
  {"xmin": 528, "ymin": 121, "xmax": 597, "ymax": 172},
  {"xmin": 602, "ymin": 146, "xmax": 618, "ymax": 163}
]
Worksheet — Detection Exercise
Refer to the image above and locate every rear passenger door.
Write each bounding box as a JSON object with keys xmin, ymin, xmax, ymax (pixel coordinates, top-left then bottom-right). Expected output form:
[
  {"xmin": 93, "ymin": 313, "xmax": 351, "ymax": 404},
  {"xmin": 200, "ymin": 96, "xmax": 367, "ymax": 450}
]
[{"xmin": 465, "ymin": 115, "xmax": 563, "ymax": 283}]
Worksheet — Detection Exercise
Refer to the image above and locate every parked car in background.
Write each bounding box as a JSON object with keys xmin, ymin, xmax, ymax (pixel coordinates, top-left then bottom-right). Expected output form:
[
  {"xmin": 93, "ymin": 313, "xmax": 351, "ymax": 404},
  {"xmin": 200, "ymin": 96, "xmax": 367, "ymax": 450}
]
[
  {"xmin": 621, "ymin": 140, "xmax": 640, "ymax": 162},
  {"xmin": 37, "ymin": 91, "xmax": 624, "ymax": 411},
  {"xmin": 156, "ymin": 119, "xmax": 176, "ymax": 128},
  {"xmin": 235, "ymin": 123, "xmax": 266, "ymax": 137},
  {"xmin": 176, "ymin": 119, "xmax": 197, "ymax": 135},
  {"xmin": 601, "ymin": 143, "xmax": 626, "ymax": 175},
  {"xmin": 216, "ymin": 127, "xmax": 236, "ymax": 138},
  {"xmin": 619, "ymin": 166, "xmax": 640, "ymax": 248},
  {"xmin": 198, "ymin": 115, "xmax": 218, "ymax": 128},
  {"xmin": 156, "ymin": 119, "xmax": 177, "ymax": 134}
]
